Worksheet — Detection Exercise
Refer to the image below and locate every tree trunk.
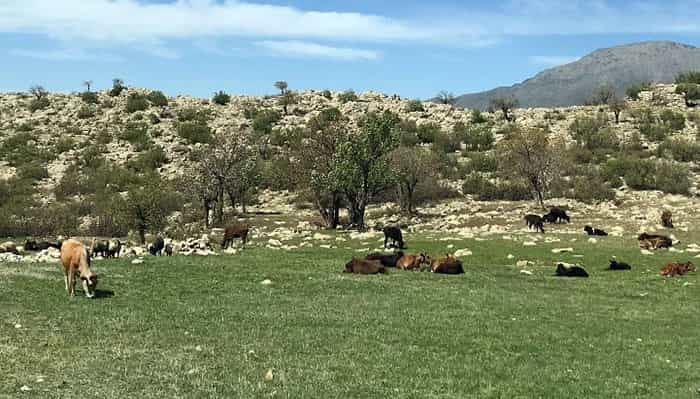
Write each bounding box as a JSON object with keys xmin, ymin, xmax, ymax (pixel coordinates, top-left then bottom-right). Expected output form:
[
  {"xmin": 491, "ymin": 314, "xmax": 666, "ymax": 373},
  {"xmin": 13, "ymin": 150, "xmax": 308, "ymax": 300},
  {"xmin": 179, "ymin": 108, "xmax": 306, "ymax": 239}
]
[
  {"xmin": 203, "ymin": 202, "xmax": 210, "ymax": 228},
  {"xmin": 215, "ymin": 187, "xmax": 224, "ymax": 225},
  {"xmin": 138, "ymin": 227, "xmax": 146, "ymax": 245}
]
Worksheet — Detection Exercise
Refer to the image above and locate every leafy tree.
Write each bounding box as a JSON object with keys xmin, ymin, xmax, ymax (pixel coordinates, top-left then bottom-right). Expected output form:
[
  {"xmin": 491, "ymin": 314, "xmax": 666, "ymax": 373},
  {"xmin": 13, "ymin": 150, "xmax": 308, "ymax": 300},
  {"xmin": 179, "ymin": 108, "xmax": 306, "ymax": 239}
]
[
  {"xmin": 119, "ymin": 181, "xmax": 178, "ymax": 244},
  {"xmin": 390, "ymin": 146, "xmax": 438, "ymax": 213},
  {"xmin": 212, "ymin": 91, "xmax": 231, "ymax": 105},
  {"xmin": 337, "ymin": 111, "xmax": 400, "ymax": 228},
  {"xmin": 80, "ymin": 91, "xmax": 99, "ymax": 104},
  {"xmin": 338, "ymin": 90, "xmax": 358, "ymax": 103},
  {"xmin": 110, "ymin": 78, "xmax": 126, "ymax": 97},
  {"xmin": 490, "ymin": 97, "xmax": 518, "ymax": 122},
  {"xmin": 569, "ymin": 114, "xmax": 618, "ymax": 151},
  {"xmin": 436, "ymin": 91, "xmax": 456, "ymax": 106},
  {"xmin": 28, "ymin": 85, "xmax": 50, "ymax": 112},
  {"xmin": 497, "ymin": 126, "xmax": 563, "ymax": 209},
  {"xmin": 274, "ymin": 81, "xmax": 289, "ymax": 95},
  {"xmin": 405, "ymin": 99, "xmax": 425, "ymax": 112},
  {"xmin": 146, "ymin": 90, "xmax": 168, "ymax": 107},
  {"xmin": 125, "ymin": 93, "xmax": 149, "ymax": 113},
  {"xmin": 675, "ymin": 83, "xmax": 700, "ymax": 107}
]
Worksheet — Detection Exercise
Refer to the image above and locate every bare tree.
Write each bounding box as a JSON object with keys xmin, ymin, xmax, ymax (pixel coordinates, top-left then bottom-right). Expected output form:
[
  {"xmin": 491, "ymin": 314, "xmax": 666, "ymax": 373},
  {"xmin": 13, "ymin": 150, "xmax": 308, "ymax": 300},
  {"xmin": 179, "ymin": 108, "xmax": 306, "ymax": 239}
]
[
  {"xmin": 29, "ymin": 85, "xmax": 48, "ymax": 101},
  {"xmin": 497, "ymin": 127, "xmax": 562, "ymax": 209},
  {"xmin": 83, "ymin": 80, "xmax": 93, "ymax": 92},
  {"xmin": 274, "ymin": 81, "xmax": 289, "ymax": 95},
  {"xmin": 490, "ymin": 97, "xmax": 519, "ymax": 122},
  {"xmin": 608, "ymin": 95, "xmax": 627, "ymax": 124},
  {"xmin": 436, "ymin": 91, "xmax": 456, "ymax": 106}
]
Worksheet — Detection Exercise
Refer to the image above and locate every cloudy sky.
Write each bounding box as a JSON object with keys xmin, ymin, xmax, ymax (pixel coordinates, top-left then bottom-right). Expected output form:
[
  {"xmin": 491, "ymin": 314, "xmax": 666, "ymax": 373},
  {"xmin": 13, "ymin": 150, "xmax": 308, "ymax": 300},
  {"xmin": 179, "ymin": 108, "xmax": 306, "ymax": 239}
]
[{"xmin": 1, "ymin": 0, "xmax": 700, "ymax": 98}]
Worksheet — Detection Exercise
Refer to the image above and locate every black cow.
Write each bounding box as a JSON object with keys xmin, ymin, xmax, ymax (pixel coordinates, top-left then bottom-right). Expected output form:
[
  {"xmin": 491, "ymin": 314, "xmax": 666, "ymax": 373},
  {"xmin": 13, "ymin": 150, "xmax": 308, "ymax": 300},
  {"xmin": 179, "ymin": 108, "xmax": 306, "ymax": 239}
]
[
  {"xmin": 383, "ymin": 226, "xmax": 405, "ymax": 249},
  {"xmin": 24, "ymin": 240, "xmax": 61, "ymax": 252},
  {"xmin": 555, "ymin": 263, "xmax": 589, "ymax": 278},
  {"xmin": 92, "ymin": 240, "xmax": 110, "ymax": 257},
  {"xmin": 584, "ymin": 226, "xmax": 608, "ymax": 236},
  {"xmin": 149, "ymin": 237, "xmax": 165, "ymax": 256},
  {"xmin": 608, "ymin": 259, "xmax": 632, "ymax": 270},
  {"xmin": 544, "ymin": 207, "xmax": 570, "ymax": 224},
  {"xmin": 524, "ymin": 214, "xmax": 545, "ymax": 233},
  {"xmin": 365, "ymin": 251, "xmax": 404, "ymax": 267}
]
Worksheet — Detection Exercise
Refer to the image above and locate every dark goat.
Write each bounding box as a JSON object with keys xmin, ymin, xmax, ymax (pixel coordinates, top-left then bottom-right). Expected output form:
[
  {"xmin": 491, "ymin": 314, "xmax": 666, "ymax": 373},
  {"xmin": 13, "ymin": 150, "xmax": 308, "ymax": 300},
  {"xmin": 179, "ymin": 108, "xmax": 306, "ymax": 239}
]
[
  {"xmin": 584, "ymin": 226, "xmax": 608, "ymax": 236},
  {"xmin": 365, "ymin": 251, "xmax": 404, "ymax": 267},
  {"xmin": 382, "ymin": 225, "xmax": 405, "ymax": 249},
  {"xmin": 544, "ymin": 207, "xmax": 570, "ymax": 223},
  {"xmin": 222, "ymin": 223, "xmax": 250, "ymax": 249},
  {"xmin": 24, "ymin": 240, "xmax": 61, "ymax": 252},
  {"xmin": 555, "ymin": 263, "xmax": 589, "ymax": 278},
  {"xmin": 524, "ymin": 214, "xmax": 545, "ymax": 233},
  {"xmin": 661, "ymin": 211, "xmax": 674, "ymax": 228},
  {"xmin": 149, "ymin": 237, "xmax": 165, "ymax": 256},
  {"xmin": 608, "ymin": 259, "xmax": 631, "ymax": 270}
]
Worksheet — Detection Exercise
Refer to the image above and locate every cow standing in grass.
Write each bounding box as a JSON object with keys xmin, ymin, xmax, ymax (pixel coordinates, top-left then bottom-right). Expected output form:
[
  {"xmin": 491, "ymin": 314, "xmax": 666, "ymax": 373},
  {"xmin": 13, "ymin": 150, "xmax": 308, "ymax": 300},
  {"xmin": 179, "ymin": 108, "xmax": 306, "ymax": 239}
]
[
  {"xmin": 149, "ymin": 237, "xmax": 165, "ymax": 256},
  {"xmin": 222, "ymin": 223, "xmax": 250, "ymax": 249},
  {"xmin": 524, "ymin": 215, "xmax": 545, "ymax": 233},
  {"xmin": 60, "ymin": 239, "xmax": 98, "ymax": 298},
  {"xmin": 383, "ymin": 225, "xmax": 405, "ymax": 249}
]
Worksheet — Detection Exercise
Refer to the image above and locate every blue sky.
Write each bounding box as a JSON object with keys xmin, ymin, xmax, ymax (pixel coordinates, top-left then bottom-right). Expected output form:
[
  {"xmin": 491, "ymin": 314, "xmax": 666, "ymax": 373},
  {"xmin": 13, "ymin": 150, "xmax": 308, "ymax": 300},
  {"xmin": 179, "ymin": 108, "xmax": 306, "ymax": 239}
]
[{"xmin": 1, "ymin": 0, "xmax": 700, "ymax": 99}]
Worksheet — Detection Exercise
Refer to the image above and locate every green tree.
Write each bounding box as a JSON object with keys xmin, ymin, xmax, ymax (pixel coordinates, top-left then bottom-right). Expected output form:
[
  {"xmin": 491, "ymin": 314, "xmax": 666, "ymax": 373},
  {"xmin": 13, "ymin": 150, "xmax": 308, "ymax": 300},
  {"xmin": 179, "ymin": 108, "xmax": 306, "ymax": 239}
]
[
  {"xmin": 110, "ymin": 78, "xmax": 126, "ymax": 97},
  {"xmin": 490, "ymin": 97, "xmax": 519, "ymax": 122},
  {"xmin": 675, "ymin": 83, "xmax": 700, "ymax": 107},
  {"xmin": 119, "ymin": 182, "xmax": 176, "ymax": 244},
  {"xmin": 278, "ymin": 91, "xmax": 299, "ymax": 115},
  {"xmin": 390, "ymin": 146, "xmax": 438, "ymax": 213},
  {"xmin": 274, "ymin": 81, "xmax": 288, "ymax": 95},
  {"xmin": 212, "ymin": 91, "xmax": 231, "ymax": 105}
]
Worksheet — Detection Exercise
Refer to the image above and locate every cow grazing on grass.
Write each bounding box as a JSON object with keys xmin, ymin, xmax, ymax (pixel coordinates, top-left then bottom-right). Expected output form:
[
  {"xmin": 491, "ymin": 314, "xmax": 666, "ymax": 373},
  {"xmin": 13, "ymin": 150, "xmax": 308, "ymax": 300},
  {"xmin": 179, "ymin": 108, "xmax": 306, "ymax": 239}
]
[
  {"xmin": 344, "ymin": 258, "xmax": 387, "ymax": 274},
  {"xmin": 524, "ymin": 215, "xmax": 545, "ymax": 233},
  {"xmin": 555, "ymin": 263, "xmax": 589, "ymax": 278},
  {"xmin": 430, "ymin": 255, "xmax": 465, "ymax": 275},
  {"xmin": 584, "ymin": 226, "xmax": 608, "ymax": 236},
  {"xmin": 396, "ymin": 253, "xmax": 430, "ymax": 271},
  {"xmin": 60, "ymin": 239, "xmax": 98, "ymax": 298},
  {"xmin": 661, "ymin": 211, "xmax": 674, "ymax": 228},
  {"xmin": 543, "ymin": 207, "xmax": 570, "ymax": 224},
  {"xmin": 660, "ymin": 261, "xmax": 696, "ymax": 277},
  {"xmin": 382, "ymin": 225, "xmax": 405, "ymax": 249},
  {"xmin": 638, "ymin": 233, "xmax": 673, "ymax": 250},
  {"xmin": 365, "ymin": 251, "xmax": 404, "ymax": 268},
  {"xmin": 222, "ymin": 223, "xmax": 250, "ymax": 249},
  {"xmin": 608, "ymin": 259, "xmax": 632, "ymax": 270},
  {"xmin": 149, "ymin": 237, "xmax": 165, "ymax": 256}
]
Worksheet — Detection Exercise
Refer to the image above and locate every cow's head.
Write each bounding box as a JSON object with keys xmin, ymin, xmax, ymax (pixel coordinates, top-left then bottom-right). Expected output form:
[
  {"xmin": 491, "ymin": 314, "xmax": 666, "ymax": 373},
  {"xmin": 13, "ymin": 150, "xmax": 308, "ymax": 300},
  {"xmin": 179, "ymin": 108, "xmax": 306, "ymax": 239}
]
[{"xmin": 81, "ymin": 273, "xmax": 98, "ymax": 298}]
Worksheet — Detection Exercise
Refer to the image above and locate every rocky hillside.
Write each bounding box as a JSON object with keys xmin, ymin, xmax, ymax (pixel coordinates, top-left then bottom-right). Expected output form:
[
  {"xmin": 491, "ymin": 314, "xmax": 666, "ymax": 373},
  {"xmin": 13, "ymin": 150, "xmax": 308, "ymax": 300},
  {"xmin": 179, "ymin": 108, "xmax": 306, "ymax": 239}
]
[{"xmin": 454, "ymin": 41, "xmax": 700, "ymax": 109}]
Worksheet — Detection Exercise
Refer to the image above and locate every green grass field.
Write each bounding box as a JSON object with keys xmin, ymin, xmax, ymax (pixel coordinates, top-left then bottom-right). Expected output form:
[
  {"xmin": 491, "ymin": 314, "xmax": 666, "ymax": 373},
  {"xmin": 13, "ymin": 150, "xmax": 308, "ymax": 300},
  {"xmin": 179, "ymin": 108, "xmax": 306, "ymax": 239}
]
[{"xmin": 1, "ymin": 234, "xmax": 698, "ymax": 398}]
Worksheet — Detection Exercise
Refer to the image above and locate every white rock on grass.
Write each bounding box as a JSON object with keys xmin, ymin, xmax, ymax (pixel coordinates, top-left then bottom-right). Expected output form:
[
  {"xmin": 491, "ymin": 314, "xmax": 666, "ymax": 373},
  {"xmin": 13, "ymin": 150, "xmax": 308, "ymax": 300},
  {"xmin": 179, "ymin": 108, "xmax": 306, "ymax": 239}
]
[
  {"xmin": 507, "ymin": 254, "xmax": 515, "ymax": 259},
  {"xmin": 588, "ymin": 238, "xmax": 598, "ymax": 244},
  {"xmin": 261, "ymin": 279, "xmax": 272, "ymax": 285},
  {"xmin": 523, "ymin": 242, "xmax": 537, "ymax": 247},
  {"xmin": 551, "ymin": 248, "xmax": 574, "ymax": 254},
  {"xmin": 131, "ymin": 258, "xmax": 144, "ymax": 265},
  {"xmin": 520, "ymin": 270, "xmax": 533, "ymax": 276},
  {"xmin": 454, "ymin": 249, "xmax": 472, "ymax": 257},
  {"xmin": 641, "ymin": 250, "xmax": 654, "ymax": 256},
  {"xmin": 516, "ymin": 260, "xmax": 534, "ymax": 268}
]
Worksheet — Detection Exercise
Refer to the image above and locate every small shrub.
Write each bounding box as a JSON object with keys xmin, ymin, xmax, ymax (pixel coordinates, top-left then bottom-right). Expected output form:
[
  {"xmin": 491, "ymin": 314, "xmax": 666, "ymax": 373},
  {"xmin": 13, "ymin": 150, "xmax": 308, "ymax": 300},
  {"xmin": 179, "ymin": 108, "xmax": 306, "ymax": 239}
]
[
  {"xmin": 659, "ymin": 109, "xmax": 685, "ymax": 131},
  {"xmin": 146, "ymin": 90, "xmax": 168, "ymax": 107},
  {"xmin": 252, "ymin": 109, "xmax": 282, "ymax": 136},
  {"xmin": 338, "ymin": 90, "xmax": 358, "ymax": 103},
  {"xmin": 95, "ymin": 130, "xmax": 113, "ymax": 145},
  {"xmin": 54, "ymin": 137, "xmax": 75, "ymax": 153},
  {"xmin": 569, "ymin": 114, "xmax": 618, "ymax": 151},
  {"xmin": 16, "ymin": 162, "xmax": 49, "ymax": 182},
  {"xmin": 148, "ymin": 113, "xmax": 161, "ymax": 125},
  {"xmin": 571, "ymin": 172, "xmax": 616, "ymax": 203},
  {"xmin": 459, "ymin": 124, "xmax": 495, "ymax": 151},
  {"xmin": 405, "ymin": 100, "xmax": 425, "ymax": 113},
  {"xmin": 656, "ymin": 160, "xmax": 691, "ymax": 194},
  {"xmin": 432, "ymin": 131, "xmax": 459, "ymax": 154},
  {"xmin": 657, "ymin": 137, "xmax": 700, "ymax": 162},
  {"xmin": 177, "ymin": 107, "xmax": 210, "ymax": 124},
  {"xmin": 127, "ymin": 145, "xmax": 169, "ymax": 172},
  {"xmin": 466, "ymin": 152, "xmax": 498, "ymax": 173},
  {"xmin": 101, "ymin": 99, "xmax": 114, "ymax": 109},
  {"xmin": 626, "ymin": 81, "xmax": 652, "ymax": 100},
  {"xmin": 321, "ymin": 90, "xmax": 332, "ymax": 100},
  {"xmin": 212, "ymin": 91, "xmax": 231, "ymax": 106},
  {"xmin": 110, "ymin": 79, "xmax": 126, "ymax": 97},
  {"xmin": 77, "ymin": 105, "xmax": 95, "ymax": 119},
  {"xmin": 177, "ymin": 121, "xmax": 212, "ymax": 144},
  {"xmin": 639, "ymin": 122, "xmax": 670, "ymax": 142},
  {"xmin": 119, "ymin": 122, "xmax": 152, "ymax": 150},
  {"xmin": 125, "ymin": 93, "xmax": 149, "ymax": 113},
  {"xmin": 416, "ymin": 123, "xmax": 441, "ymax": 144},
  {"xmin": 471, "ymin": 109, "xmax": 488, "ymax": 124},
  {"xmin": 676, "ymin": 71, "xmax": 700, "ymax": 84},
  {"xmin": 80, "ymin": 91, "xmax": 99, "ymax": 104},
  {"xmin": 28, "ymin": 97, "xmax": 50, "ymax": 112}
]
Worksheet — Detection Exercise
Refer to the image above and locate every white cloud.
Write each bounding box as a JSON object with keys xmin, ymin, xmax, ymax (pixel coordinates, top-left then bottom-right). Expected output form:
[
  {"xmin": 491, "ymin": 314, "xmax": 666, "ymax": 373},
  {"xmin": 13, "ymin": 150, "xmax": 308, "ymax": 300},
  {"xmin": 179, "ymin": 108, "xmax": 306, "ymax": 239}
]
[
  {"xmin": 529, "ymin": 55, "xmax": 580, "ymax": 67},
  {"xmin": 8, "ymin": 48, "xmax": 123, "ymax": 62},
  {"xmin": 257, "ymin": 40, "xmax": 378, "ymax": 60}
]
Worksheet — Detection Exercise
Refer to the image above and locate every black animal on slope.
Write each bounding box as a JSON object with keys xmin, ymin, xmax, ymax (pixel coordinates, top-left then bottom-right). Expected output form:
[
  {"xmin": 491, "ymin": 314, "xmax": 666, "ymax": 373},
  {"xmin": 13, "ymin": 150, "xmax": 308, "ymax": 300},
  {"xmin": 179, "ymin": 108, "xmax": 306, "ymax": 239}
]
[
  {"xmin": 544, "ymin": 207, "xmax": 570, "ymax": 223},
  {"xmin": 365, "ymin": 251, "xmax": 404, "ymax": 267},
  {"xmin": 382, "ymin": 225, "xmax": 405, "ymax": 249},
  {"xmin": 608, "ymin": 259, "xmax": 632, "ymax": 270},
  {"xmin": 584, "ymin": 226, "xmax": 608, "ymax": 236},
  {"xmin": 524, "ymin": 214, "xmax": 545, "ymax": 233},
  {"xmin": 555, "ymin": 263, "xmax": 589, "ymax": 278},
  {"xmin": 149, "ymin": 237, "xmax": 165, "ymax": 256}
]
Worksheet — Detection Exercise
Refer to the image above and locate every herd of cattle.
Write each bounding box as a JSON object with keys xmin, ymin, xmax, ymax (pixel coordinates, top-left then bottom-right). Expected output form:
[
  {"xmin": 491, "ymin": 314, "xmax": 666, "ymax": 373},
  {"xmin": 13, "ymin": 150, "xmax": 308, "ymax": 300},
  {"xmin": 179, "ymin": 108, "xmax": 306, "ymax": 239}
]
[{"xmin": 1, "ymin": 208, "xmax": 695, "ymax": 298}]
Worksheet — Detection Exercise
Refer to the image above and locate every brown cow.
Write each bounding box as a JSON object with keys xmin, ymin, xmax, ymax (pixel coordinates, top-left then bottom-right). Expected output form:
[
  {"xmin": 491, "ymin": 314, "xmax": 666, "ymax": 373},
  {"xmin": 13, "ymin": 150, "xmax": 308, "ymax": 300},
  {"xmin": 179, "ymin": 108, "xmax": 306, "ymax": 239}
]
[
  {"xmin": 343, "ymin": 258, "xmax": 387, "ymax": 274},
  {"xmin": 60, "ymin": 239, "xmax": 98, "ymax": 298},
  {"xmin": 396, "ymin": 253, "xmax": 430, "ymax": 271},
  {"xmin": 661, "ymin": 211, "xmax": 674, "ymax": 228},
  {"xmin": 222, "ymin": 223, "xmax": 250, "ymax": 249},
  {"xmin": 660, "ymin": 261, "xmax": 696, "ymax": 277},
  {"xmin": 430, "ymin": 255, "xmax": 465, "ymax": 275},
  {"xmin": 638, "ymin": 233, "xmax": 673, "ymax": 250}
]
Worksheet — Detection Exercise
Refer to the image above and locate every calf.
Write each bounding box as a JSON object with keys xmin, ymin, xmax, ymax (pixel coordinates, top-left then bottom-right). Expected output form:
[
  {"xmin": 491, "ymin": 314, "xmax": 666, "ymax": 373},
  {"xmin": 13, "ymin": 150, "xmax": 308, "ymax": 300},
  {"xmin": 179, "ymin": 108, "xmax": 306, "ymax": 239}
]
[
  {"xmin": 660, "ymin": 261, "xmax": 696, "ymax": 277},
  {"xmin": 164, "ymin": 244, "xmax": 173, "ymax": 256},
  {"xmin": 544, "ymin": 207, "xmax": 570, "ymax": 224},
  {"xmin": 430, "ymin": 255, "xmax": 465, "ymax": 275},
  {"xmin": 524, "ymin": 214, "xmax": 545, "ymax": 233},
  {"xmin": 382, "ymin": 225, "xmax": 405, "ymax": 249},
  {"xmin": 396, "ymin": 253, "xmax": 430, "ymax": 271},
  {"xmin": 638, "ymin": 233, "xmax": 673, "ymax": 250},
  {"xmin": 106, "ymin": 239, "xmax": 121, "ymax": 258},
  {"xmin": 608, "ymin": 259, "xmax": 632, "ymax": 270},
  {"xmin": 584, "ymin": 226, "xmax": 608, "ymax": 236},
  {"xmin": 91, "ymin": 240, "xmax": 110, "ymax": 258},
  {"xmin": 149, "ymin": 237, "xmax": 165, "ymax": 256},
  {"xmin": 365, "ymin": 251, "xmax": 404, "ymax": 267},
  {"xmin": 661, "ymin": 211, "xmax": 674, "ymax": 228},
  {"xmin": 222, "ymin": 223, "xmax": 250, "ymax": 249},
  {"xmin": 343, "ymin": 258, "xmax": 387, "ymax": 274},
  {"xmin": 59, "ymin": 239, "xmax": 98, "ymax": 298},
  {"xmin": 555, "ymin": 263, "xmax": 589, "ymax": 278}
]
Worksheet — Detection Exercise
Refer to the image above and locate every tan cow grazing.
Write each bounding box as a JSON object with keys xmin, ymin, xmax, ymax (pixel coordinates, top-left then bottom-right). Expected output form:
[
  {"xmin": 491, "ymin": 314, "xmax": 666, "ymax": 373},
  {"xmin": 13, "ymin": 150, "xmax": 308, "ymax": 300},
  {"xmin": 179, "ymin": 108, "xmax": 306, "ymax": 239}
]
[
  {"xmin": 396, "ymin": 253, "xmax": 430, "ymax": 271},
  {"xmin": 60, "ymin": 239, "xmax": 98, "ymax": 298}
]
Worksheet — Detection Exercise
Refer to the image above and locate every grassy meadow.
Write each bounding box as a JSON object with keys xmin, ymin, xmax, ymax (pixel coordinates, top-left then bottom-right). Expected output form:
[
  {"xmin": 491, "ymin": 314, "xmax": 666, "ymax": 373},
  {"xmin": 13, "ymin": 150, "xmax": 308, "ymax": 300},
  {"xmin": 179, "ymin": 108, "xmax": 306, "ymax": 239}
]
[{"xmin": 1, "ymin": 233, "xmax": 698, "ymax": 398}]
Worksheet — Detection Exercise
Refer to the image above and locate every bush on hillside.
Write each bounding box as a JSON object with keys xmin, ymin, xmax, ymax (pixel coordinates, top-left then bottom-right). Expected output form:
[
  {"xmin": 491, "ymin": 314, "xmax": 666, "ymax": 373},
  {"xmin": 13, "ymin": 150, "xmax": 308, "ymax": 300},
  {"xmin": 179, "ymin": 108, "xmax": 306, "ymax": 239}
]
[
  {"xmin": 147, "ymin": 90, "xmax": 168, "ymax": 107},
  {"xmin": 659, "ymin": 109, "xmax": 686, "ymax": 131},
  {"xmin": 125, "ymin": 93, "xmax": 149, "ymax": 113},
  {"xmin": 416, "ymin": 123, "xmax": 441, "ymax": 144},
  {"xmin": 177, "ymin": 121, "xmax": 213, "ymax": 144},
  {"xmin": 77, "ymin": 105, "xmax": 95, "ymax": 119},
  {"xmin": 80, "ymin": 91, "xmax": 99, "ymax": 104},
  {"xmin": 405, "ymin": 100, "xmax": 425, "ymax": 113},
  {"xmin": 212, "ymin": 91, "xmax": 231, "ymax": 106},
  {"xmin": 625, "ymin": 81, "xmax": 652, "ymax": 100},
  {"xmin": 28, "ymin": 97, "xmax": 50, "ymax": 112},
  {"xmin": 657, "ymin": 137, "xmax": 700, "ymax": 162},
  {"xmin": 338, "ymin": 90, "xmax": 358, "ymax": 103}
]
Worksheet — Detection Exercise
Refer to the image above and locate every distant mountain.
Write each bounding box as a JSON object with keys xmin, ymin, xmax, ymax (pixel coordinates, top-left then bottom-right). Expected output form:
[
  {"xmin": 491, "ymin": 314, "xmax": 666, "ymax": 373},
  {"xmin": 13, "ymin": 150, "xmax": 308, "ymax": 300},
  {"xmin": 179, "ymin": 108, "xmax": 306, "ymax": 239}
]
[{"xmin": 453, "ymin": 41, "xmax": 700, "ymax": 110}]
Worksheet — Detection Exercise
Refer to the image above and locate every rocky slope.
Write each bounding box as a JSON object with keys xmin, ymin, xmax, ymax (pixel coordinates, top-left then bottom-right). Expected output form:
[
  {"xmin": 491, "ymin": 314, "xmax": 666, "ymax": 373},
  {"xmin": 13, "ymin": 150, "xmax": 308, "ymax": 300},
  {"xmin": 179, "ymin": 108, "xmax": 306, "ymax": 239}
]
[{"xmin": 454, "ymin": 41, "xmax": 700, "ymax": 109}]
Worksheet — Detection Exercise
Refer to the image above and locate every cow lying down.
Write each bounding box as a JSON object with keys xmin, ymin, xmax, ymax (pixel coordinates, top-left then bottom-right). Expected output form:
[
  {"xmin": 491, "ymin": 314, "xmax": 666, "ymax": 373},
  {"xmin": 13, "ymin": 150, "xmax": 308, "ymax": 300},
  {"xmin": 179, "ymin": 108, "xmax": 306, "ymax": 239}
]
[
  {"xmin": 344, "ymin": 258, "xmax": 387, "ymax": 275},
  {"xmin": 555, "ymin": 263, "xmax": 589, "ymax": 278},
  {"xmin": 430, "ymin": 255, "xmax": 464, "ymax": 275}
]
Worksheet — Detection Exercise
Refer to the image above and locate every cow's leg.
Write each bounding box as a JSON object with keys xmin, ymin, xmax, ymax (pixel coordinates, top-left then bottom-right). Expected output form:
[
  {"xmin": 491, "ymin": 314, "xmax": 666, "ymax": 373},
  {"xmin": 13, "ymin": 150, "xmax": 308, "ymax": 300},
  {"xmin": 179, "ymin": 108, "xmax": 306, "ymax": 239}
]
[
  {"xmin": 63, "ymin": 270, "xmax": 69, "ymax": 292},
  {"xmin": 384, "ymin": 236, "xmax": 388, "ymax": 248},
  {"xmin": 68, "ymin": 267, "xmax": 76, "ymax": 297}
]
